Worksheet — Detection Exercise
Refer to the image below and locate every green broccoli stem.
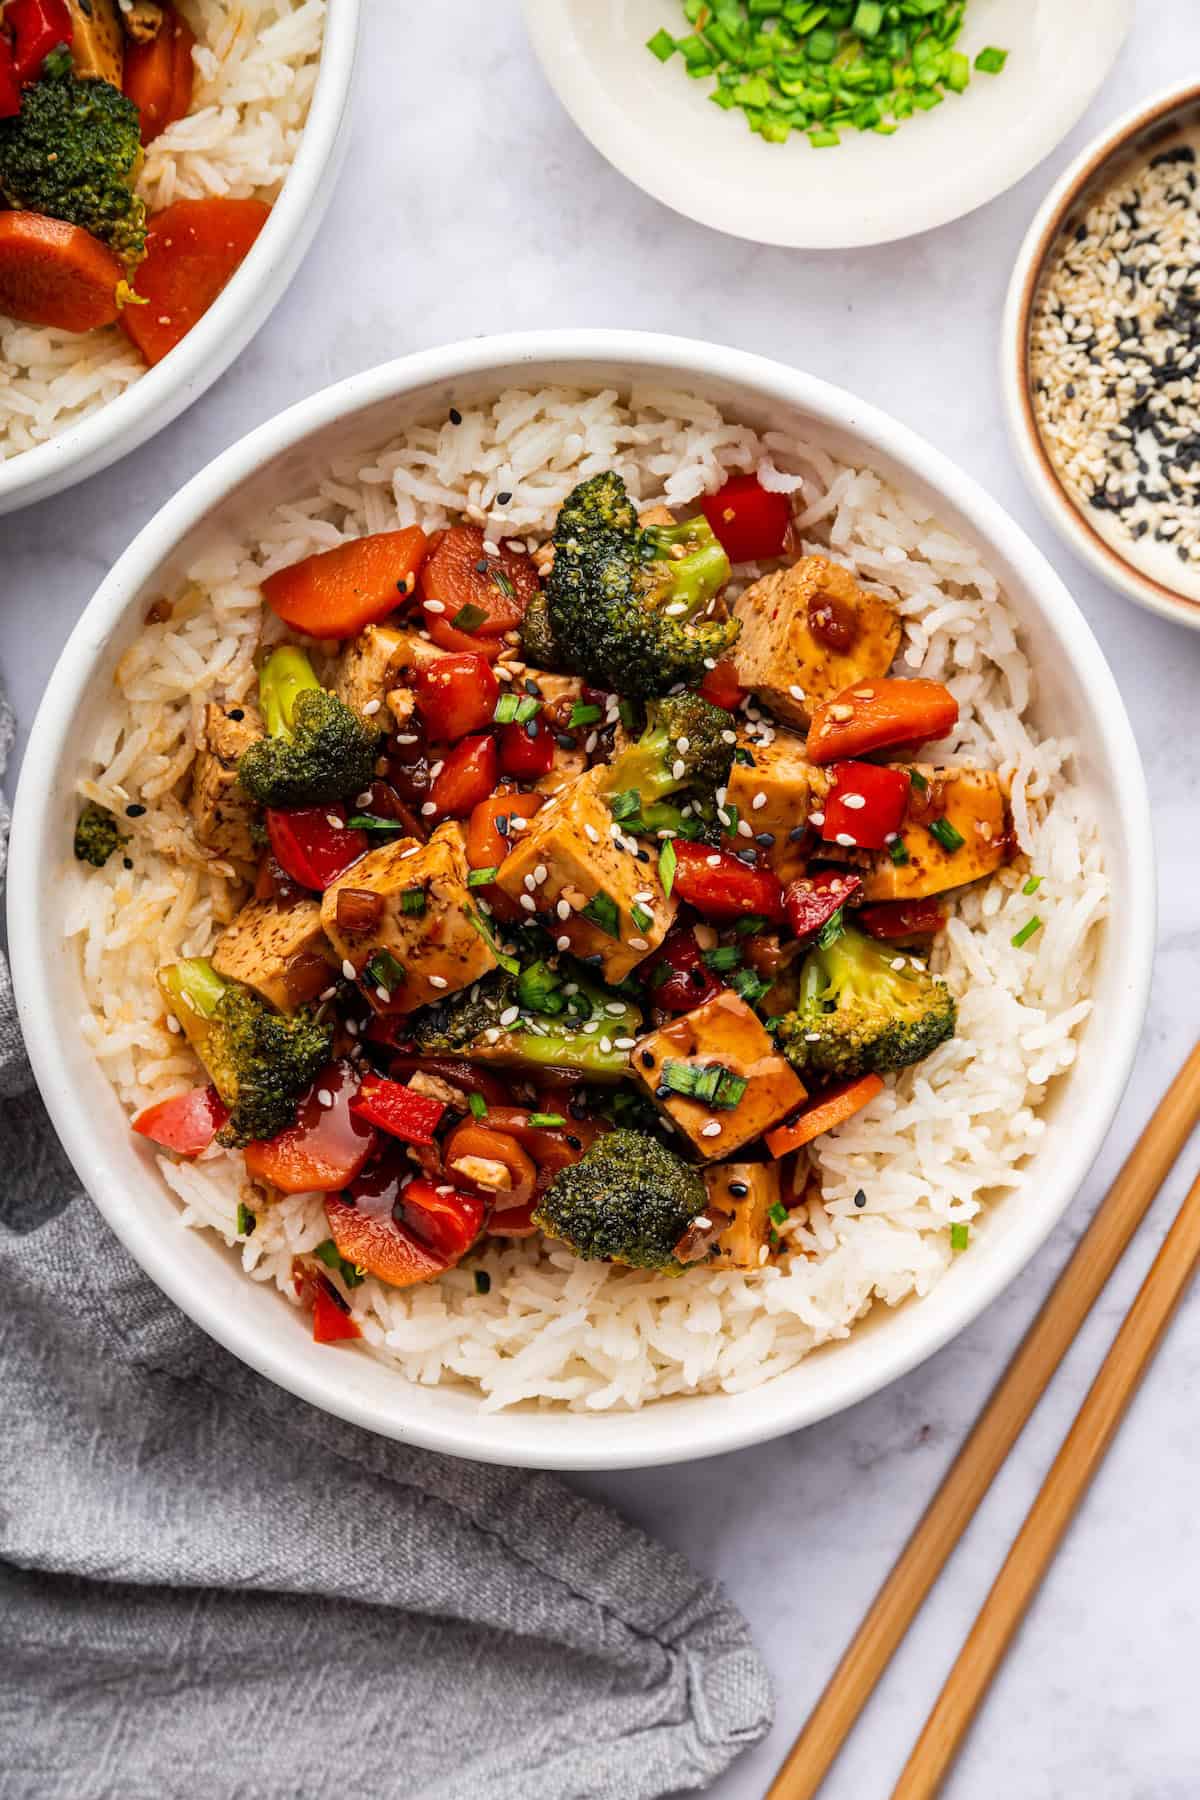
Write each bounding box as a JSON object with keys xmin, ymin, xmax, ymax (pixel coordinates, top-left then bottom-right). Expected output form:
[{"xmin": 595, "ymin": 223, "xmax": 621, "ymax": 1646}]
[
  {"xmin": 644, "ymin": 522, "xmax": 732, "ymax": 619},
  {"xmin": 259, "ymin": 646, "xmax": 322, "ymax": 739}
]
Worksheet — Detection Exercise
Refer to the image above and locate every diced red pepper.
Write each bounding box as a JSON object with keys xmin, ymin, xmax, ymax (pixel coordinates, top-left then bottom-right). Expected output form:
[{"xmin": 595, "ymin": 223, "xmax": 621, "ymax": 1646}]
[
  {"xmin": 859, "ymin": 898, "xmax": 947, "ymax": 942},
  {"xmin": 349, "ymin": 1075, "xmax": 446, "ymax": 1146},
  {"xmin": 328, "ymin": 1161, "xmax": 485, "ymax": 1286},
  {"xmin": 424, "ymin": 614, "xmax": 505, "ymax": 660},
  {"xmin": 413, "ymin": 652, "xmax": 499, "ymax": 743},
  {"xmin": 821, "ymin": 762, "xmax": 911, "ymax": 853},
  {"xmin": 420, "ymin": 524, "xmax": 539, "ymax": 639},
  {"xmin": 696, "ymin": 657, "xmax": 746, "ymax": 712},
  {"xmin": 0, "ymin": 38, "xmax": 23, "ymax": 117},
  {"xmin": 636, "ymin": 925, "xmax": 724, "ymax": 1012},
  {"xmin": 7, "ymin": 0, "xmax": 72, "ymax": 85},
  {"xmin": 429, "ymin": 734, "xmax": 498, "ymax": 818},
  {"xmin": 488, "ymin": 1199, "xmax": 538, "ymax": 1237},
  {"xmin": 132, "ymin": 1084, "xmax": 228, "ymax": 1156},
  {"xmin": 784, "ymin": 868, "xmax": 863, "ymax": 941},
  {"xmin": 700, "ymin": 474, "xmax": 792, "ymax": 564},
  {"xmin": 243, "ymin": 1063, "xmax": 377, "ymax": 1194},
  {"xmin": 400, "ymin": 1179, "xmax": 488, "ymax": 1263},
  {"xmin": 265, "ymin": 805, "xmax": 368, "ymax": 891},
  {"xmin": 496, "ymin": 716, "xmax": 555, "ymax": 779},
  {"xmin": 122, "ymin": 0, "xmax": 195, "ymax": 144},
  {"xmin": 310, "ymin": 1276, "xmax": 362, "ymax": 1344},
  {"xmin": 669, "ymin": 841, "xmax": 786, "ymax": 923}
]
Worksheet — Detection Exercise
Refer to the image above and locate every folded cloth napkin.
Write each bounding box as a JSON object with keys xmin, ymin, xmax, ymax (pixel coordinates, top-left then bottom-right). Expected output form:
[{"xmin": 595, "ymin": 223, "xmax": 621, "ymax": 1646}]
[{"xmin": 0, "ymin": 698, "xmax": 772, "ymax": 1800}]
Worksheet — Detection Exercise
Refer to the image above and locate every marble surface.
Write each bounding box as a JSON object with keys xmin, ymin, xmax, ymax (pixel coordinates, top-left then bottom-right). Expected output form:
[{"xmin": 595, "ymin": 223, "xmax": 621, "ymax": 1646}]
[{"xmin": 3, "ymin": 3, "xmax": 1200, "ymax": 1795}]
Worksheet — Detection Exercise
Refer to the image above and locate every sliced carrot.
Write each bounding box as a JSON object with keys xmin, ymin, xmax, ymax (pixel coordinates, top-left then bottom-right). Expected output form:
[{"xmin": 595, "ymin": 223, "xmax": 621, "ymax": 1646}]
[
  {"xmin": 120, "ymin": 196, "xmax": 270, "ymax": 367},
  {"xmin": 765, "ymin": 1074, "xmax": 885, "ymax": 1157},
  {"xmin": 123, "ymin": 1, "xmax": 196, "ymax": 145},
  {"xmin": 421, "ymin": 524, "xmax": 540, "ymax": 639},
  {"xmin": 324, "ymin": 1193, "xmax": 445, "ymax": 1289},
  {"xmin": 262, "ymin": 527, "xmax": 430, "ymax": 639},
  {"xmin": 0, "ymin": 213, "xmax": 123, "ymax": 332},
  {"xmin": 806, "ymin": 679, "xmax": 959, "ymax": 765}
]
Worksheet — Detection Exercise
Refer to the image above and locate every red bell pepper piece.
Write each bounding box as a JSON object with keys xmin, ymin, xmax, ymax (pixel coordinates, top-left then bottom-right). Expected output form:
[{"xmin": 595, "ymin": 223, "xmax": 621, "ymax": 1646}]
[
  {"xmin": 700, "ymin": 473, "xmax": 791, "ymax": 564},
  {"xmin": 821, "ymin": 762, "xmax": 911, "ymax": 852},
  {"xmin": 349, "ymin": 1075, "xmax": 446, "ymax": 1146},
  {"xmin": 488, "ymin": 1198, "xmax": 538, "ymax": 1237},
  {"xmin": 7, "ymin": 0, "xmax": 72, "ymax": 85},
  {"xmin": 328, "ymin": 1160, "xmax": 485, "ymax": 1286},
  {"xmin": 696, "ymin": 657, "xmax": 746, "ymax": 713},
  {"xmin": 243, "ymin": 1063, "xmax": 377, "ymax": 1194},
  {"xmin": 132, "ymin": 1084, "xmax": 228, "ymax": 1156},
  {"xmin": 0, "ymin": 38, "xmax": 23, "ymax": 117},
  {"xmin": 496, "ymin": 715, "xmax": 554, "ymax": 779},
  {"xmin": 399, "ymin": 1178, "xmax": 488, "ymax": 1263},
  {"xmin": 122, "ymin": 0, "xmax": 195, "ymax": 144},
  {"xmin": 636, "ymin": 925, "xmax": 724, "ymax": 1012},
  {"xmin": 669, "ymin": 841, "xmax": 786, "ymax": 923},
  {"xmin": 784, "ymin": 868, "xmax": 863, "ymax": 941},
  {"xmin": 859, "ymin": 898, "xmax": 947, "ymax": 942},
  {"xmin": 265, "ymin": 805, "xmax": 368, "ymax": 891},
  {"xmin": 413, "ymin": 652, "xmax": 499, "ymax": 742},
  {"xmin": 310, "ymin": 1276, "xmax": 362, "ymax": 1344},
  {"xmin": 429, "ymin": 734, "xmax": 497, "ymax": 818}
]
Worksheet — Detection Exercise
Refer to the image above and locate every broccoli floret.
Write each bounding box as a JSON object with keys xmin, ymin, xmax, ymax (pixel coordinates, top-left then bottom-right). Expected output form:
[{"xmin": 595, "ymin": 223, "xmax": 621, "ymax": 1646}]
[
  {"xmin": 532, "ymin": 472, "xmax": 738, "ymax": 697},
  {"xmin": 73, "ymin": 802, "xmax": 125, "ymax": 868},
  {"xmin": 158, "ymin": 959, "xmax": 332, "ymax": 1148},
  {"xmin": 0, "ymin": 69, "xmax": 146, "ymax": 268},
  {"xmin": 518, "ymin": 587, "xmax": 560, "ymax": 669},
  {"xmin": 237, "ymin": 646, "xmax": 380, "ymax": 810},
  {"xmin": 411, "ymin": 964, "xmax": 642, "ymax": 1082},
  {"xmin": 604, "ymin": 692, "xmax": 733, "ymax": 837},
  {"xmin": 775, "ymin": 922, "xmax": 956, "ymax": 1083},
  {"xmin": 533, "ymin": 1130, "xmax": 707, "ymax": 1269}
]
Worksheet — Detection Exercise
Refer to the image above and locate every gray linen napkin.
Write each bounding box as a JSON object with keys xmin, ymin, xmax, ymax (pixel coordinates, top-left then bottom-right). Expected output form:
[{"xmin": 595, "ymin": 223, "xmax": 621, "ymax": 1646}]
[{"xmin": 0, "ymin": 696, "xmax": 772, "ymax": 1800}]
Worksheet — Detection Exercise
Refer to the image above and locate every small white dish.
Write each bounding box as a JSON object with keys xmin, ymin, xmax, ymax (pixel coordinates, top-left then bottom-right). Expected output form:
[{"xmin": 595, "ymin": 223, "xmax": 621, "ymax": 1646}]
[
  {"xmin": 0, "ymin": 0, "xmax": 361, "ymax": 518},
  {"xmin": 8, "ymin": 332, "xmax": 1154, "ymax": 1470},
  {"xmin": 1003, "ymin": 79, "xmax": 1200, "ymax": 632},
  {"xmin": 521, "ymin": 0, "xmax": 1132, "ymax": 249}
]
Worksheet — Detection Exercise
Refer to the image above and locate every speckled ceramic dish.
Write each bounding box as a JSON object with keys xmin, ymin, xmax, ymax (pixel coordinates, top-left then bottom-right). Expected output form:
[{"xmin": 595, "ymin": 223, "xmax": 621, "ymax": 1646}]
[{"xmin": 1004, "ymin": 80, "xmax": 1200, "ymax": 632}]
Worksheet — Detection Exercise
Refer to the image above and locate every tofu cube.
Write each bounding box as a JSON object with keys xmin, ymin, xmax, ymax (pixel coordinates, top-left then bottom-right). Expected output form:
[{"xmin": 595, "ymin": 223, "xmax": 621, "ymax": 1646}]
[
  {"xmin": 320, "ymin": 821, "xmax": 497, "ymax": 1013},
  {"xmin": 733, "ymin": 556, "xmax": 901, "ymax": 728},
  {"xmin": 723, "ymin": 728, "xmax": 829, "ymax": 881},
  {"xmin": 333, "ymin": 625, "xmax": 447, "ymax": 720},
  {"xmin": 190, "ymin": 701, "xmax": 264, "ymax": 863},
  {"xmin": 632, "ymin": 991, "xmax": 807, "ymax": 1160},
  {"xmin": 211, "ymin": 896, "xmax": 335, "ymax": 1013},
  {"xmin": 862, "ymin": 766, "xmax": 1009, "ymax": 901},
  {"xmin": 495, "ymin": 767, "xmax": 675, "ymax": 980},
  {"xmin": 705, "ymin": 1162, "xmax": 782, "ymax": 1270}
]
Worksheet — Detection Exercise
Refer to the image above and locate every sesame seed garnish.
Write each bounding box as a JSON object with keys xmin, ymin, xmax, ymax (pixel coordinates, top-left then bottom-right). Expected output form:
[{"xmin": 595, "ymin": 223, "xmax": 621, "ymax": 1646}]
[
  {"xmin": 842, "ymin": 793, "xmax": 866, "ymax": 810},
  {"xmin": 721, "ymin": 729, "xmax": 737, "ymax": 745},
  {"xmin": 809, "ymin": 811, "xmax": 825, "ymax": 827},
  {"xmin": 835, "ymin": 832, "xmax": 857, "ymax": 847},
  {"xmin": 751, "ymin": 791, "xmax": 767, "ymax": 810},
  {"xmin": 429, "ymin": 975, "xmax": 448, "ymax": 989},
  {"xmin": 519, "ymin": 894, "xmax": 537, "ymax": 912},
  {"xmin": 628, "ymin": 937, "xmax": 649, "ymax": 951},
  {"xmin": 341, "ymin": 960, "xmax": 356, "ymax": 980},
  {"xmin": 556, "ymin": 934, "xmax": 571, "ymax": 950},
  {"xmin": 534, "ymin": 863, "xmax": 548, "ymax": 885},
  {"xmin": 891, "ymin": 957, "xmax": 907, "ymax": 970},
  {"xmin": 788, "ymin": 684, "xmax": 805, "ymax": 700},
  {"xmin": 556, "ymin": 899, "xmax": 571, "ymax": 921},
  {"xmin": 420, "ymin": 802, "xmax": 437, "ymax": 816},
  {"xmin": 499, "ymin": 1005, "xmax": 520, "ymax": 1026},
  {"xmin": 701, "ymin": 1121, "xmax": 722, "ymax": 1138},
  {"xmin": 362, "ymin": 699, "xmax": 381, "ymax": 716},
  {"xmin": 423, "ymin": 598, "xmax": 446, "ymax": 615}
]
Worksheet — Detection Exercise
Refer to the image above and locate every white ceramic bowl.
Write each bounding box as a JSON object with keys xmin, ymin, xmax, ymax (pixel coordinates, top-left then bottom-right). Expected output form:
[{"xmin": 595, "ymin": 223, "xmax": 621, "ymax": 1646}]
[
  {"xmin": 0, "ymin": 0, "xmax": 360, "ymax": 518},
  {"xmin": 1003, "ymin": 79, "xmax": 1200, "ymax": 632},
  {"xmin": 521, "ymin": 0, "xmax": 1132, "ymax": 248},
  {"xmin": 8, "ymin": 331, "xmax": 1154, "ymax": 1470}
]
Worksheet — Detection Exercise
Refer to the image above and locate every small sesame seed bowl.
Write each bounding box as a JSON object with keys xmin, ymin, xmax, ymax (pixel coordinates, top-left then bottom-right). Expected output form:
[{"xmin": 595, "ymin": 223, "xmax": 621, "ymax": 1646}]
[{"xmin": 1004, "ymin": 80, "xmax": 1200, "ymax": 631}]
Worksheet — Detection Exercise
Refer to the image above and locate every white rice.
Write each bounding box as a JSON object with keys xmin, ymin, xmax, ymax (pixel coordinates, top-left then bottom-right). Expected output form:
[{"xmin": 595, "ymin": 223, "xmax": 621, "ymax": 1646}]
[
  {"xmin": 0, "ymin": 0, "xmax": 325, "ymax": 460},
  {"xmin": 68, "ymin": 383, "xmax": 1108, "ymax": 1411}
]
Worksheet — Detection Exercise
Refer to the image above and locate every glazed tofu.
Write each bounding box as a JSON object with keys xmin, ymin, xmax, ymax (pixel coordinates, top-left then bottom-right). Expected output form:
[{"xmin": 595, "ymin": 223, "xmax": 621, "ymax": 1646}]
[
  {"xmin": 495, "ymin": 767, "xmax": 675, "ymax": 980},
  {"xmin": 723, "ymin": 729, "xmax": 829, "ymax": 881},
  {"xmin": 190, "ymin": 701, "xmax": 264, "ymax": 863},
  {"xmin": 320, "ymin": 821, "xmax": 497, "ymax": 1013},
  {"xmin": 211, "ymin": 897, "xmax": 335, "ymax": 1013},
  {"xmin": 705, "ymin": 1162, "xmax": 782, "ymax": 1270},
  {"xmin": 632, "ymin": 991, "xmax": 807, "ymax": 1161},
  {"xmin": 528, "ymin": 671, "xmax": 585, "ymax": 710},
  {"xmin": 334, "ymin": 625, "xmax": 447, "ymax": 721},
  {"xmin": 68, "ymin": 0, "xmax": 123, "ymax": 82},
  {"xmin": 862, "ymin": 766, "xmax": 1009, "ymax": 901},
  {"xmin": 733, "ymin": 556, "xmax": 901, "ymax": 728}
]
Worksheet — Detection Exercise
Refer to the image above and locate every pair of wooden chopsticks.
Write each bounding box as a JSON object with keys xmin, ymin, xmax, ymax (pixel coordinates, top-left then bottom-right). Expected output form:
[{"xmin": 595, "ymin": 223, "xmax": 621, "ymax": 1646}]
[{"xmin": 769, "ymin": 1042, "xmax": 1200, "ymax": 1800}]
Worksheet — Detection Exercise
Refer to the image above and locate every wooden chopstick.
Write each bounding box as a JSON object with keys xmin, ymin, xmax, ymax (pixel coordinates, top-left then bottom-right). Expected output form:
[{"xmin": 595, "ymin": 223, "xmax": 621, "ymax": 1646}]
[
  {"xmin": 893, "ymin": 1160, "xmax": 1200, "ymax": 1798},
  {"xmin": 768, "ymin": 1042, "xmax": 1200, "ymax": 1800}
]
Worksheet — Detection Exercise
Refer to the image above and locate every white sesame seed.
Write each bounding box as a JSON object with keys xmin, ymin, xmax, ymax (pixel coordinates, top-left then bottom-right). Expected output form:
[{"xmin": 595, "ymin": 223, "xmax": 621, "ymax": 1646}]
[
  {"xmin": 556, "ymin": 899, "xmax": 571, "ymax": 921},
  {"xmin": 788, "ymin": 684, "xmax": 805, "ymax": 700},
  {"xmin": 842, "ymin": 793, "xmax": 867, "ymax": 811},
  {"xmin": 599, "ymin": 1037, "xmax": 613, "ymax": 1054},
  {"xmin": 556, "ymin": 934, "xmax": 571, "ymax": 950},
  {"xmin": 672, "ymin": 759, "xmax": 687, "ymax": 781},
  {"xmin": 891, "ymin": 957, "xmax": 907, "ymax": 971},
  {"xmin": 703, "ymin": 658, "xmax": 716, "ymax": 670},
  {"xmin": 375, "ymin": 987, "xmax": 389, "ymax": 1003},
  {"xmin": 483, "ymin": 539, "xmax": 500, "ymax": 557},
  {"xmin": 751, "ymin": 791, "xmax": 767, "ymax": 810},
  {"xmin": 499, "ymin": 1005, "xmax": 520, "ymax": 1026},
  {"xmin": 706, "ymin": 853, "xmax": 722, "ymax": 867},
  {"xmin": 737, "ymin": 820, "xmax": 753, "ymax": 838},
  {"xmin": 362, "ymin": 700, "xmax": 382, "ymax": 717},
  {"xmin": 614, "ymin": 1036, "xmax": 636, "ymax": 1051},
  {"xmin": 804, "ymin": 1031, "xmax": 821, "ymax": 1042},
  {"xmin": 519, "ymin": 894, "xmax": 537, "ymax": 912},
  {"xmin": 758, "ymin": 1244, "xmax": 769, "ymax": 1265},
  {"xmin": 420, "ymin": 802, "xmax": 437, "ymax": 817},
  {"xmin": 317, "ymin": 1089, "xmax": 333, "ymax": 1108},
  {"xmin": 510, "ymin": 817, "xmax": 528, "ymax": 832},
  {"xmin": 341, "ymin": 960, "xmax": 357, "ymax": 981},
  {"xmin": 701, "ymin": 1121, "xmax": 722, "ymax": 1138},
  {"xmin": 664, "ymin": 601, "xmax": 688, "ymax": 616},
  {"xmin": 395, "ymin": 733, "xmax": 419, "ymax": 745},
  {"xmin": 628, "ymin": 937, "xmax": 649, "ymax": 951},
  {"xmin": 429, "ymin": 760, "xmax": 445, "ymax": 779},
  {"xmin": 721, "ymin": 729, "xmax": 737, "ymax": 745},
  {"xmin": 429, "ymin": 975, "xmax": 448, "ymax": 989},
  {"xmin": 325, "ymin": 814, "xmax": 342, "ymax": 829},
  {"xmin": 835, "ymin": 832, "xmax": 857, "ymax": 847},
  {"xmin": 583, "ymin": 824, "xmax": 600, "ymax": 846},
  {"xmin": 677, "ymin": 737, "xmax": 690, "ymax": 753},
  {"xmin": 166, "ymin": 1015, "xmax": 181, "ymax": 1034},
  {"xmin": 809, "ymin": 812, "xmax": 825, "ymax": 827},
  {"xmin": 605, "ymin": 1001, "xmax": 627, "ymax": 1015},
  {"xmin": 423, "ymin": 599, "xmax": 446, "ymax": 615},
  {"xmin": 523, "ymin": 874, "xmax": 536, "ymax": 892},
  {"xmin": 484, "ymin": 1027, "xmax": 502, "ymax": 1043},
  {"xmin": 534, "ymin": 863, "xmax": 548, "ymax": 885}
]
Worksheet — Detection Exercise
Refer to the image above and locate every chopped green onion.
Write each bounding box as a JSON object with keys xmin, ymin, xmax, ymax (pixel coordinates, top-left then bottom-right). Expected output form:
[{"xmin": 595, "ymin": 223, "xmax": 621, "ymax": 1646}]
[
  {"xmin": 450, "ymin": 602, "xmax": 488, "ymax": 631},
  {"xmin": 467, "ymin": 866, "xmax": 498, "ymax": 887},
  {"xmin": 345, "ymin": 814, "xmax": 408, "ymax": 832},
  {"xmin": 631, "ymin": 902, "xmax": 655, "ymax": 933},
  {"xmin": 928, "ymin": 816, "xmax": 965, "ymax": 853},
  {"xmin": 768, "ymin": 1200, "xmax": 789, "ymax": 1227},
  {"xmin": 733, "ymin": 915, "xmax": 767, "ymax": 937},
  {"xmin": 468, "ymin": 1092, "xmax": 487, "ymax": 1119},
  {"xmin": 660, "ymin": 1058, "xmax": 749, "ymax": 1111},
  {"xmin": 528, "ymin": 1112, "xmax": 566, "ymax": 1128},
  {"xmin": 568, "ymin": 701, "xmax": 603, "ymax": 730},
  {"xmin": 467, "ymin": 907, "xmax": 520, "ymax": 976},
  {"xmin": 494, "ymin": 692, "xmax": 520, "ymax": 724},
  {"xmin": 646, "ymin": 26, "xmax": 677, "ymax": 61},
  {"xmin": 908, "ymin": 768, "xmax": 929, "ymax": 793},
  {"xmin": 474, "ymin": 1269, "xmax": 492, "ymax": 1294},
  {"xmin": 704, "ymin": 944, "xmax": 743, "ymax": 972},
  {"xmin": 733, "ymin": 745, "xmax": 756, "ymax": 766},
  {"xmin": 888, "ymin": 838, "xmax": 910, "ymax": 866},
  {"xmin": 1022, "ymin": 874, "xmax": 1042, "ymax": 896},
  {"xmin": 399, "ymin": 886, "xmax": 427, "ymax": 917},
  {"xmin": 1011, "ymin": 916, "xmax": 1043, "ymax": 949},
  {"xmin": 975, "ymin": 45, "xmax": 1007, "ymax": 73},
  {"xmin": 851, "ymin": 1, "xmax": 882, "ymax": 37},
  {"xmin": 817, "ymin": 907, "xmax": 844, "ymax": 949},
  {"xmin": 731, "ymin": 968, "xmax": 771, "ymax": 1005},
  {"xmin": 659, "ymin": 838, "xmax": 677, "ymax": 900},
  {"xmin": 608, "ymin": 789, "xmax": 642, "ymax": 823},
  {"xmin": 950, "ymin": 1222, "xmax": 970, "ymax": 1252},
  {"xmin": 365, "ymin": 949, "xmax": 406, "ymax": 993},
  {"xmin": 723, "ymin": 803, "xmax": 740, "ymax": 835},
  {"xmin": 491, "ymin": 567, "xmax": 516, "ymax": 600},
  {"xmin": 236, "ymin": 1202, "xmax": 256, "ymax": 1238},
  {"xmin": 314, "ymin": 1238, "xmax": 365, "ymax": 1288},
  {"xmin": 517, "ymin": 960, "xmax": 565, "ymax": 1016},
  {"xmin": 582, "ymin": 890, "xmax": 621, "ymax": 939}
]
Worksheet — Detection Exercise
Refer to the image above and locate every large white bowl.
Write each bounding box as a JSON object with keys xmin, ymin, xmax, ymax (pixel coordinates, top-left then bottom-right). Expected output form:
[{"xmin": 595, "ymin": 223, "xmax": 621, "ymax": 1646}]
[
  {"xmin": 0, "ymin": 0, "xmax": 360, "ymax": 517},
  {"xmin": 7, "ymin": 331, "xmax": 1155, "ymax": 1470}
]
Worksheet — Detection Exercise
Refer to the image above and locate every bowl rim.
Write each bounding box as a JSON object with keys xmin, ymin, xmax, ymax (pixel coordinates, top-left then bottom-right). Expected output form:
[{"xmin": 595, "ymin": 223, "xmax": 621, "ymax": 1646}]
[
  {"xmin": 7, "ymin": 329, "xmax": 1157, "ymax": 1469},
  {"xmin": 1002, "ymin": 77, "xmax": 1200, "ymax": 632},
  {"xmin": 0, "ymin": 0, "xmax": 362, "ymax": 518}
]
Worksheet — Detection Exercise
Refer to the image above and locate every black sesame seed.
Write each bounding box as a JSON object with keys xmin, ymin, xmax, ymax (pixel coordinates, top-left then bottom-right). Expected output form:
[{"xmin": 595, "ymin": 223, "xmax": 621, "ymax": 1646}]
[
  {"xmin": 122, "ymin": 857, "xmax": 133, "ymax": 870},
  {"xmin": 497, "ymin": 491, "xmax": 512, "ymax": 505},
  {"xmin": 728, "ymin": 1181, "xmax": 749, "ymax": 1199},
  {"xmin": 125, "ymin": 804, "xmax": 146, "ymax": 818},
  {"xmin": 854, "ymin": 1188, "xmax": 867, "ymax": 1209},
  {"xmin": 474, "ymin": 558, "xmax": 488, "ymax": 573},
  {"xmin": 755, "ymin": 831, "xmax": 775, "ymax": 848},
  {"xmin": 228, "ymin": 708, "xmax": 244, "ymax": 721},
  {"xmin": 565, "ymin": 1135, "xmax": 582, "ymax": 1152},
  {"xmin": 449, "ymin": 407, "xmax": 462, "ymax": 425},
  {"xmin": 640, "ymin": 1050, "xmax": 655, "ymax": 1069}
]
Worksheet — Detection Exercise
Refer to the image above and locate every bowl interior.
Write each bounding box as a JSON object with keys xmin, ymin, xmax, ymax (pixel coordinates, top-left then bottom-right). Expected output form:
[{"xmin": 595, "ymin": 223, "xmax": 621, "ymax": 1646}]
[
  {"xmin": 10, "ymin": 338, "xmax": 1154, "ymax": 1469},
  {"xmin": 1010, "ymin": 83, "xmax": 1200, "ymax": 626},
  {"xmin": 523, "ymin": 0, "xmax": 1131, "ymax": 248}
]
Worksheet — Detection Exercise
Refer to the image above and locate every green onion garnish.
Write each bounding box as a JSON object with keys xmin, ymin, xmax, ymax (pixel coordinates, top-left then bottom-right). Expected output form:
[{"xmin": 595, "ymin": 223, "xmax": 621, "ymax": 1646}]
[
  {"xmin": 1023, "ymin": 875, "xmax": 1042, "ymax": 896},
  {"xmin": 660, "ymin": 1058, "xmax": 748, "ymax": 1111},
  {"xmin": 568, "ymin": 701, "xmax": 603, "ymax": 730},
  {"xmin": 528, "ymin": 1112, "xmax": 566, "ymax": 1128},
  {"xmin": 733, "ymin": 746, "xmax": 755, "ymax": 767},
  {"xmin": 468, "ymin": 1092, "xmax": 487, "ymax": 1119},
  {"xmin": 491, "ymin": 567, "xmax": 516, "ymax": 600},
  {"xmin": 908, "ymin": 768, "xmax": 929, "ymax": 793},
  {"xmin": 451, "ymin": 602, "xmax": 488, "ymax": 632},
  {"xmin": 768, "ymin": 1200, "xmax": 788, "ymax": 1227},
  {"xmin": 608, "ymin": 789, "xmax": 641, "ymax": 823},
  {"xmin": 345, "ymin": 814, "xmax": 408, "ymax": 833},
  {"xmin": 928, "ymin": 816, "xmax": 965, "ymax": 853},
  {"xmin": 467, "ymin": 866, "xmax": 498, "ymax": 887},
  {"xmin": 817, "ymin": 907, "xmax": 845, "ymax": 949},
  {"xmin": 1011, "ymin": 916, "xmax": 1043, "ymax": 949},
  {"xmin": 631, "ymin": 903, "xmax": 654, "ymax": 933},
  {"xmin": 731, "ymin": 968, "xmax": 771, "ymax": 1005},
  {"xmin": 950, "ymin": 1222, "xmax": 970, "ymax": 1252},
  {"xmin": 467, "ymin": 907, "xmax": 520, "ymax": 976},
  {"xmin": 733, "ymin": 915, "xmax": 766, "ymax": 937},
  {"xmin": 703, "ymin": 945, "xmax": 742, "ymax": 972},
  {"xmin": 646, "ymin": 26, "xmax": 676, "ymax": 61},
  {"xmin": 494, "ymin": 693, "xmax": 520, "ymax": 724},
  {"xmin": 365, "ymin": 948, "xmax": 406, "ymax": 993},
  {"xmin": 889, "ymin": 838, "xmax": 910, "ymax": 866},
  {"xmin": 659, "ymin": 838, "xmax": 677, "ymax": 899},
  {"xmin": 975, "ymin": 45, "xmax": 1008, "ymax": 73},
  {"xmin": 582, "ymin": 890, "xmax": 620, "ymax": 939},
  {"xmin": 314, "ymin": 1238, "xmax": 365, "ymax": 1288},
  {"xmin": 236, "ymin": 1202, "xmax": 256, "ymax": 1237},
  {"xmin": 399, "ymin": 886, "xmax": 427, "ymax": 917}
]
